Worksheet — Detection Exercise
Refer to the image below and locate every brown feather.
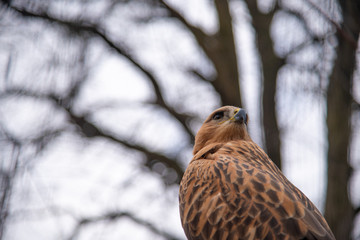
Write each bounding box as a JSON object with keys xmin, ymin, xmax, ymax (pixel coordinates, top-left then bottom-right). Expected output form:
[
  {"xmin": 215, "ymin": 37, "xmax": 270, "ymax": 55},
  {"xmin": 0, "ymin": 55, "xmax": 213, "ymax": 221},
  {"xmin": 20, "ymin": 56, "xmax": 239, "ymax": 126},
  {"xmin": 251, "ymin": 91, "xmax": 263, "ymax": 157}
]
[{"xmin": 179, "ymin": 106, "xmax": 335, "ymax": 240}]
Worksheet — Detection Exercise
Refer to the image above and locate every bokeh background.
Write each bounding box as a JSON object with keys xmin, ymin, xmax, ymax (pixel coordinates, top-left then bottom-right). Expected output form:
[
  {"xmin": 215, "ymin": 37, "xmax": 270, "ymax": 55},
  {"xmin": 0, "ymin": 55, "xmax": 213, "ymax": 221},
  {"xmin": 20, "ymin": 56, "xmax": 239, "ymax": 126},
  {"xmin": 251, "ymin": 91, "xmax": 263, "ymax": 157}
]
[{"xmin": 0, "ymin": 0, "xmax": 359, "ymax": 239}]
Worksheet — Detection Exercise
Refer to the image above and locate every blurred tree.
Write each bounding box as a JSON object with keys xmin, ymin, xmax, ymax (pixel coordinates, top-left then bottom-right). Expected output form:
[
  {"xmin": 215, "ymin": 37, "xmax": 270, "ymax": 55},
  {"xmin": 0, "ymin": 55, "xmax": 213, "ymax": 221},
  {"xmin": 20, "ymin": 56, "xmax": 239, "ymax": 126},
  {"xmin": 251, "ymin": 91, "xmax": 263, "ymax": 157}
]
[
  {"xmin": 244, "ymin": 0, "xmax": 283, "ymax": 169},
  {"xmin": 0, "ymin": 0, "xmax": 359, "ymax": 239},
  {"xmin": 324, "ymin": 0, "xmax": 360, "ymax": 239}
]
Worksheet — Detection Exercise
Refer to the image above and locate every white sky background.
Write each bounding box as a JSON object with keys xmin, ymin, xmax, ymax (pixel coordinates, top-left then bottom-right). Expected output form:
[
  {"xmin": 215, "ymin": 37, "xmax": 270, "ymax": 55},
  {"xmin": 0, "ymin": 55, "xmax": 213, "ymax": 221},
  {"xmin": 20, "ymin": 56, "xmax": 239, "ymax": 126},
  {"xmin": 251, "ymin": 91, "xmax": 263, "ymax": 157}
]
[{"xmin": 1, "ymin": 0, "xmax": 360, "ymax": 239}]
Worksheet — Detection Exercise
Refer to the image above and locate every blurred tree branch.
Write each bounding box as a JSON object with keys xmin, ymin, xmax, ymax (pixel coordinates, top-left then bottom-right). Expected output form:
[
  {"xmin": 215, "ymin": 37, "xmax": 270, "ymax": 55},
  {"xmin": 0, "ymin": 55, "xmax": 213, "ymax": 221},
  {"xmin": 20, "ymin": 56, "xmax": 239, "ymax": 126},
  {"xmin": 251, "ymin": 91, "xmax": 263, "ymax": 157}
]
[
  {"xmin": 158, "ymin": 0, "xmax": 242, "ymax": 107},
  {"xmin": 0, "ymin": 133, "xmax": 21, "ymax": 240},
  {"xmin": 159, "ymin": 0, "xmax": 207, "ymax": 44},
  {"xmin": 303, "ymin": 0, "xmax": 358, "ymax": 48},
  {"xmin": 1, "ymin": 87, "xmax": 184, "ymax": 184},
  {"xmin": 67, "ymin": 211, "xmax": 181, "ymax": 240},
  {"xmin": 279, "ymin": 5, "xmax": 323, "ymax": 42},
  {"xmin": 64, "ymin": 109, "xmax": 185, "ymax": 182},
  {"xmin": 2, "ymin": 1, "xmax": 196, "ymax": 144},
  {"xmin": 1, "ymin": 0, "xmax": 194, "ymax": 185}
]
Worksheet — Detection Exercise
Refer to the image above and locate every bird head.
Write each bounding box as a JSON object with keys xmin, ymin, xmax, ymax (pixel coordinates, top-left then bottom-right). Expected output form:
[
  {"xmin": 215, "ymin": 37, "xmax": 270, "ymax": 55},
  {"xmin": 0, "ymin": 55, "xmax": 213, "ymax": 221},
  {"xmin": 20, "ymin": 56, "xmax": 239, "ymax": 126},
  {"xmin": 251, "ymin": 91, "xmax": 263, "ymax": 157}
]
[{"xmin": 193, "ymin": 106, "xmax": 251, "ymax": 155}]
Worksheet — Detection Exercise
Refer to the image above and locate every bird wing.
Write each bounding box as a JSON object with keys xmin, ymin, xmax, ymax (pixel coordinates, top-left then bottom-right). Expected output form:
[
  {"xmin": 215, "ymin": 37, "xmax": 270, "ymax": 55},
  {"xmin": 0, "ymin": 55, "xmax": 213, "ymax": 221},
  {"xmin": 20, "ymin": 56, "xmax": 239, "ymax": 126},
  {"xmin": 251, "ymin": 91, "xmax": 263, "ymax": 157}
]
[{"xmin": 179, "ymin": 140, "xmax": 335, "ymax": 240}]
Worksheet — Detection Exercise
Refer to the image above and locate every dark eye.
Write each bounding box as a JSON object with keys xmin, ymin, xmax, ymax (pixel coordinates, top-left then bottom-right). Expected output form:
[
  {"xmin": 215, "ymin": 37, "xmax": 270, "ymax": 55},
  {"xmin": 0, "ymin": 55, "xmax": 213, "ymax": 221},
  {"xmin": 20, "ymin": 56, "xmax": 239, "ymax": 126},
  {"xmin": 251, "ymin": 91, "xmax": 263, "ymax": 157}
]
[{"xmin": 212, "ymin": 111, "xmax": 224, "ymax": 120}]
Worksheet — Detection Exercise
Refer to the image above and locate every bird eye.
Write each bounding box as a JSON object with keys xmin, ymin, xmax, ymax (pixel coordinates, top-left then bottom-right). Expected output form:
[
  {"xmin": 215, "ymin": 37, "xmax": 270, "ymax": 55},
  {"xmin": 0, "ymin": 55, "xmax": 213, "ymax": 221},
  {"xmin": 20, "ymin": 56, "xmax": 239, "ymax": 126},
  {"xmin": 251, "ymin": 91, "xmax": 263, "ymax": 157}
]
[{"xmin": 212, "ymin": 111, "xmax": 224, "ymax": 120}]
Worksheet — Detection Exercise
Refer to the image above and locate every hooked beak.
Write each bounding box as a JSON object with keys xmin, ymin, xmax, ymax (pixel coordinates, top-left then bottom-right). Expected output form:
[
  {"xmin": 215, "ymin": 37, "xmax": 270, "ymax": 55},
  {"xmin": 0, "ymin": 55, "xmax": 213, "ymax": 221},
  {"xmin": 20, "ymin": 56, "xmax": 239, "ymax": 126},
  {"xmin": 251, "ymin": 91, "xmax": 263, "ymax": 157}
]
[{"xmin": 230, "ymin": 108, "xmax": 247, "ymax": 124}]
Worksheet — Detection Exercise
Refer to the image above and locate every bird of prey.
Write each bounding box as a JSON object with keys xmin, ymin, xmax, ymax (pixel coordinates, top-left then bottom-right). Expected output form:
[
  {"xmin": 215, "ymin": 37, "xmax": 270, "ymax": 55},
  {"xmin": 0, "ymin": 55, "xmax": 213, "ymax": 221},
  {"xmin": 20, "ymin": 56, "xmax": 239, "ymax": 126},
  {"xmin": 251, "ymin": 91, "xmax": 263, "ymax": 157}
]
[{"xmin": 179, "ymin": 106, "xmax": 335, "ymax": 240}]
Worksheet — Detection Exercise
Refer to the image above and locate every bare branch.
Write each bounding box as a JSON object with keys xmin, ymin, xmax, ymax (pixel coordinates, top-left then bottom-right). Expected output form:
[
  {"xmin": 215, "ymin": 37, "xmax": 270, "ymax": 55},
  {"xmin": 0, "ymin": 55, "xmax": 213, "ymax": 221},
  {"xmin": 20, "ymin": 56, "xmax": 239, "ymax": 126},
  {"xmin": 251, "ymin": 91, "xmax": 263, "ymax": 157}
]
[
  {"xmin": 285, "ymin": 39, "xmax": 320, "ymax": 59},
  {"xmin": 158, "ymin": 0, "xmax": 208, "ymax": 44},
  {"xmin": 65, "ymin": 109, "xmax": 185, "ymax": 181},
  {"xmin": 2, "ymin": 87, "xmax": 184, "ymax": 184},
  {"xmin": 280, "ymin": 6, "xmax": 321, "ymax": 40},
  {"xmin": 188, "ymin": 68, "xmax": 214, "ymax": 82},
  {"xmin": 159, "ymin": 0, "xmax": 242, "ymax": 106},
  {"xmin": 302, "ymin": 0, "xmax": 357, "ymax": 48},
  {"xmin": 3, "ymin": 2, "xmax": 196, "ymax": 143},
  {"xmin": 30, "ymin": 128, "xmax": 65, "ymax": 155},
  {"xmin": 68, "ymin": 211, "xmax": 181, "ymax": 240},
  {"xmin": 0, "ymin": 142, "xmax": 21, "ymax": 240},
  {"xmin": 9, "ymin": 206, "xmax": 181, "ymax": 240}
]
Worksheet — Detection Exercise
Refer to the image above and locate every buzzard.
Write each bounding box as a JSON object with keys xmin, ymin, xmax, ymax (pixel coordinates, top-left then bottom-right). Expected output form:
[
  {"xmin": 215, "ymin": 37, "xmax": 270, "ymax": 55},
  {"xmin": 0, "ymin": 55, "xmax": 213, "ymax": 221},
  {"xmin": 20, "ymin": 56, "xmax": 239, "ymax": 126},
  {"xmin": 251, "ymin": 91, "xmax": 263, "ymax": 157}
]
[{"xmin": 179, "ymin": 106, "xmax": 335, "ymax": 240}]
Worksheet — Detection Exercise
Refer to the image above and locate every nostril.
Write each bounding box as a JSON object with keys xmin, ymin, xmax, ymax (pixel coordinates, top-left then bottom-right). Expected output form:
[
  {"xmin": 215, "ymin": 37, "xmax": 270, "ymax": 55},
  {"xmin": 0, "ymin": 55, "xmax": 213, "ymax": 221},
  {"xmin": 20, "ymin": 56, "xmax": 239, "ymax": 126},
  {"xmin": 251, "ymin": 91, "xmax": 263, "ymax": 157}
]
[{"xmin": 234, "ymin": 109, "xmax": 247, "ymax": 124}]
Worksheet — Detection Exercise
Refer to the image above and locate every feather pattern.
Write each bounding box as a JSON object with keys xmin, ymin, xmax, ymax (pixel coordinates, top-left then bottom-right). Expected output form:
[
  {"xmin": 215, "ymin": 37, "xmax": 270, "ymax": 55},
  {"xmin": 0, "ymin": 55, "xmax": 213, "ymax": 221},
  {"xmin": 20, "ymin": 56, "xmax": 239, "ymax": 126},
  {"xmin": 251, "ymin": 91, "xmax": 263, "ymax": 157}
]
[{"xmin": 179, "ymin": 106, "xmax": 335, "ymax": 240}]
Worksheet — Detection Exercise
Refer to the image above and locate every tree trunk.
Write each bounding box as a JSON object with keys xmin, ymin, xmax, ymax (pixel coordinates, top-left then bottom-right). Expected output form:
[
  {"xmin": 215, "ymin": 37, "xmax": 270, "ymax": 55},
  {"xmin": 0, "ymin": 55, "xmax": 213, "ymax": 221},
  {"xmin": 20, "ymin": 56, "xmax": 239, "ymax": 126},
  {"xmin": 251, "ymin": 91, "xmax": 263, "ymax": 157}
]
[
  {"xmin": 325, "ymin": 0, "xmax": 359, "ymax": 238},
  {"xmin": 157, "ymin": 0, "xmax": 243, "ymax": 107},
  {"xmin": 210, "ymin": 0, "xmax": 242, "ymax": 107},
  {"xmin": 244, "ymin": 1, "xmax": 283, "ymax": 169}
]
